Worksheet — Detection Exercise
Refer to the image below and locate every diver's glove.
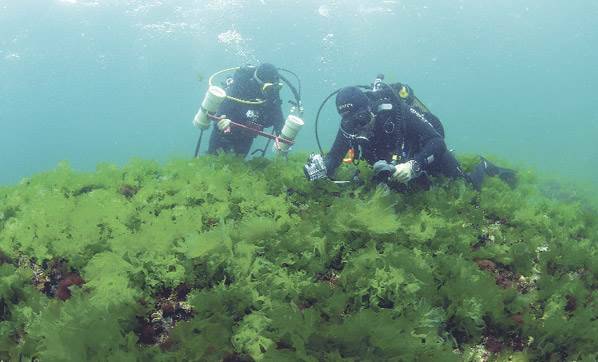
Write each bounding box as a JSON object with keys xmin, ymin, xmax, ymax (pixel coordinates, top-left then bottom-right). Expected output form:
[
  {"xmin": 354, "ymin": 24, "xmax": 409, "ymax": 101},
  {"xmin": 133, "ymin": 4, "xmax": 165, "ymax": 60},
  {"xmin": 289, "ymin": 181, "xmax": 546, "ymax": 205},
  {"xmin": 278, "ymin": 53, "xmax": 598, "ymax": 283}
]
[
  {"xmin": 304, "ymin": 153, "xmax": 328, "ymax": 181},
  {"xmin": 193, "ymin": 112, "xmax": 210, "ymax": 130},
  {"xmin": 392, "ymin": 160, "xmax": 422, "ymax": 183},
  {"xmin": 373, "ymin": 160, "xmax": 397, "ymax": 182},
  {"xmin": 216, "ymin": 118, "xmax": 232, "ymax": 133}
]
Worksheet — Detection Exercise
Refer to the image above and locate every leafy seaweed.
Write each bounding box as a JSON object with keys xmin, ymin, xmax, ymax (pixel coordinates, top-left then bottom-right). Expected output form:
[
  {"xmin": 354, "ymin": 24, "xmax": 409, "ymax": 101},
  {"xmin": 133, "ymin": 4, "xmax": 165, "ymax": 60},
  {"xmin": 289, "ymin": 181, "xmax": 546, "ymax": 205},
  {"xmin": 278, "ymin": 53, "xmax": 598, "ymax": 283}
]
[{"xmin": 0, "ymin": 153, "xmax": 596, "ymax": 360}]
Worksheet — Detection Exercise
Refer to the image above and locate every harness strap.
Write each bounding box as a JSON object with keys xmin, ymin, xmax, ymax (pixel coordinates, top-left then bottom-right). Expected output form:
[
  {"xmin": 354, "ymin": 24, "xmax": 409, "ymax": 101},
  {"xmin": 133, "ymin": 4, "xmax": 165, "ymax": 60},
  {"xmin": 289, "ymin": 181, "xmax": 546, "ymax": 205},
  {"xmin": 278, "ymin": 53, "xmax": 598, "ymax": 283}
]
[{"xmin": 390, "ymin": 101, "xmax": 407, "ymax": 162}]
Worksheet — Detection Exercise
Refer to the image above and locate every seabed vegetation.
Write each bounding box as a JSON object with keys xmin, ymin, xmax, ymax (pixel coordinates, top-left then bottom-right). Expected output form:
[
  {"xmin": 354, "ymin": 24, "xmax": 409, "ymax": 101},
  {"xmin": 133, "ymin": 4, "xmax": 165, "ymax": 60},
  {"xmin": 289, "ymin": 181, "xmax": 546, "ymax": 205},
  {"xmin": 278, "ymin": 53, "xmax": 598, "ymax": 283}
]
[{"xmin": 0, "ymin": 154, "xmax": 596, "ymax": 361}]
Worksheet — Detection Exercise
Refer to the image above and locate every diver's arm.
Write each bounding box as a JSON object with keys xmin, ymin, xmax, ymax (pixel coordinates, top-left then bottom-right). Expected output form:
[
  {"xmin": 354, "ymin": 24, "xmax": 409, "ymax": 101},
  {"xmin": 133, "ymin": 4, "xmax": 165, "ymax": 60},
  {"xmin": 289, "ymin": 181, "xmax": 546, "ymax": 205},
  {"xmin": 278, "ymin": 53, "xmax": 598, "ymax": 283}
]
[
  {"xmin": 324, "ymin": 129, "xmax": 350, "ymax": 177},
  {"xmin": 405, "ymin": 108, "xmax": 447, "ymax": 170}
]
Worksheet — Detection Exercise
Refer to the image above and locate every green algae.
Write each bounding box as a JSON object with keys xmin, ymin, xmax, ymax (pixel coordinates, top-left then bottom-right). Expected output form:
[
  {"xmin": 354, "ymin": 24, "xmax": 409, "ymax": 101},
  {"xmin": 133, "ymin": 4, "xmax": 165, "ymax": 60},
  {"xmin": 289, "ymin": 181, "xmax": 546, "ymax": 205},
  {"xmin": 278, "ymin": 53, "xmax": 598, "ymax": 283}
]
[{"xmin": 0, "ymin": 154, "xmax": 596, "ymax": 361}]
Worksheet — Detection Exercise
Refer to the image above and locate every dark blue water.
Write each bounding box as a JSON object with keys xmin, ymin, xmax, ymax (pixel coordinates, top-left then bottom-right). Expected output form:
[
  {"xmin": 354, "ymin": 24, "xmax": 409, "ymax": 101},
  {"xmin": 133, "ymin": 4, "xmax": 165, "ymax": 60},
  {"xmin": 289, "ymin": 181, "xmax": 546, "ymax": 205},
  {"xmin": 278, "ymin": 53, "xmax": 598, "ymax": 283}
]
[{"xmin": 1, "ymin": 0, "xmax": 597, "ymax": 186}]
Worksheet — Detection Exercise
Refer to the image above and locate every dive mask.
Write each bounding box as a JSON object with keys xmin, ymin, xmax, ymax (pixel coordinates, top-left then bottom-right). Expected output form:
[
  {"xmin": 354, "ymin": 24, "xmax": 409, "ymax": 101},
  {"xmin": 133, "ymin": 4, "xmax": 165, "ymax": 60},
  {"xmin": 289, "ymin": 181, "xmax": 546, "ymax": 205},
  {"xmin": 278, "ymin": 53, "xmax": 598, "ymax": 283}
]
[
  {"xmin": 340, "ymin": 108, "xmax": 374, "ymax": 142},
  {"xmin": 261, "ymin": 81, "xmax": 284, "ymax": 99},
  {"xmin": 253, "ymin": 70, "xmax": 283, "ymax": 99}
]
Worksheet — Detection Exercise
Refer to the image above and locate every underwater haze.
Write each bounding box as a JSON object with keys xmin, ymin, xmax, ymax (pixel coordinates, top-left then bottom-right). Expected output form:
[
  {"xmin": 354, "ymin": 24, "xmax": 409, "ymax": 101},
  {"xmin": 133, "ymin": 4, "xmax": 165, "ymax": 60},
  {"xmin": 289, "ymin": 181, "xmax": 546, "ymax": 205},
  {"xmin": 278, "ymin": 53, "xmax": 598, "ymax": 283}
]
[{"xmin": 1, "ymin": 0, "xmax": 597, "ymax": 186}]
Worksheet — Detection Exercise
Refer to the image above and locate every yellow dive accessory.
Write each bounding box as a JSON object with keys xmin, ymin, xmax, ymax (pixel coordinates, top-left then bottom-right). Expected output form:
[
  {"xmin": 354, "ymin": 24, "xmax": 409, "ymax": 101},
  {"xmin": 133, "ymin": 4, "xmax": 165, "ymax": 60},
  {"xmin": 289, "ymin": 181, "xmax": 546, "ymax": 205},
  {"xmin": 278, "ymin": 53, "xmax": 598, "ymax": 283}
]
[
  {"xmin": 343, "ymin": 148, "xmax": 355, "ymax": 164},
  {"xmin": 208, "ymin": 67, "xmax": 267, "ymax": 105},
  {"xmin": 392, "ymin": 82, "xmax": 432, "ymax": 114},
  {"xmin": 399, "ymin": 86, "xmax": 409, "ymax": 99}
]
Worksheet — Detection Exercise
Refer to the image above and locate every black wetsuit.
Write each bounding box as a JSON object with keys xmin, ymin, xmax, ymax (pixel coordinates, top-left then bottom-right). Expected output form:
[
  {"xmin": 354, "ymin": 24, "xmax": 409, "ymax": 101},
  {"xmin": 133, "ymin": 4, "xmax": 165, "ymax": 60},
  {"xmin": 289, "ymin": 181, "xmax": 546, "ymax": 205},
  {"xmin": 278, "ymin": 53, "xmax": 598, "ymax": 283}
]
[
  {"xmin": 207, "ymin": 67, "xmax": 284, "ymax": 157},
  {"xmin": 324, "ymin": 97, "xmax": 465, "ymax": 186}
]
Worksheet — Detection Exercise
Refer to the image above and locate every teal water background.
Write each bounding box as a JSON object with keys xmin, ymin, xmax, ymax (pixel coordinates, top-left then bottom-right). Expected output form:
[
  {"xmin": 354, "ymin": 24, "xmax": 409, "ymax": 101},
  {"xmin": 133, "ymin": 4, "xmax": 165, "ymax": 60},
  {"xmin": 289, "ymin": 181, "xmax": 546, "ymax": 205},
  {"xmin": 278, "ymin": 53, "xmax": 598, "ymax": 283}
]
[{"xmin": 1, "ymin": 0, "xmax": 597, "ymax": 186}]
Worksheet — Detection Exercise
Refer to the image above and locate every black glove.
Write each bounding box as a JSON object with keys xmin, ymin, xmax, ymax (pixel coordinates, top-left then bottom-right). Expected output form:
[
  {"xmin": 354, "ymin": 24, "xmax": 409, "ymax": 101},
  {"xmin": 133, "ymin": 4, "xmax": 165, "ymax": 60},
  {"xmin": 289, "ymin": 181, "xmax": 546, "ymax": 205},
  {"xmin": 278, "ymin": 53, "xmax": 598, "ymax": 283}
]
[{"xmin": 373, "ymin": 160, "xmax": 396, "ymax": 182}]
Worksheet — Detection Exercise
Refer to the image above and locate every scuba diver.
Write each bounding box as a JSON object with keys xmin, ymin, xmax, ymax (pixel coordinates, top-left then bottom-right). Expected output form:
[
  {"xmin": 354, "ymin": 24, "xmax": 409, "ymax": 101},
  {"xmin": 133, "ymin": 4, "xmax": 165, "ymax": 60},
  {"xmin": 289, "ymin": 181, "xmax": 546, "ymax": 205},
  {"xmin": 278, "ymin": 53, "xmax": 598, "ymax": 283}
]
[
  {"xmin": 304, "ymin": 78, "xmax": 517, "ymax": 191},
  {"xmin": 193, "ymin": 63, "xmax": 304, "ymax": 158}
]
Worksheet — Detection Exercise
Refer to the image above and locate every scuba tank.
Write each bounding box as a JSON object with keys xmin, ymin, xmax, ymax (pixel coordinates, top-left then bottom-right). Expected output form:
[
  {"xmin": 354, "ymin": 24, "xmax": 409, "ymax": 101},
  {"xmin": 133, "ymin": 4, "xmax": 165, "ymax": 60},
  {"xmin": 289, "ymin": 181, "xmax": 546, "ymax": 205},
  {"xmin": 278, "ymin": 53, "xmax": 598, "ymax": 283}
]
[
  {"xmin": 193, "ymin": 86, "xmax": 227, "ymax": 129},
  {"xmin": 274, "ymin": 115, "xmax": 304, "ymax": 154},
  {"xmin": 369, "ymin": 75, "xmax": 445, "ymax": 138},
  {"xmin": 192, "ymin": 85, "xmax": 227, "ymax": 158},
  {"xmin": 372, "ymin": 73, "xmax": 385, "ymax": 91}
]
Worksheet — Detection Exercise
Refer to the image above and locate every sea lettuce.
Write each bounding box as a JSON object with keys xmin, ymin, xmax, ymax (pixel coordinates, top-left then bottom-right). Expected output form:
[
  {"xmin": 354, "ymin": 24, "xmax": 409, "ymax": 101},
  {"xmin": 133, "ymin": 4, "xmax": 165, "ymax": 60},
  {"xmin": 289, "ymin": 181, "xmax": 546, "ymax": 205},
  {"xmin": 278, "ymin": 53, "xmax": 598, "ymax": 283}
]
[{"xmin": 0, "ymin": 153, "xmax": 595, "ymax": 360}]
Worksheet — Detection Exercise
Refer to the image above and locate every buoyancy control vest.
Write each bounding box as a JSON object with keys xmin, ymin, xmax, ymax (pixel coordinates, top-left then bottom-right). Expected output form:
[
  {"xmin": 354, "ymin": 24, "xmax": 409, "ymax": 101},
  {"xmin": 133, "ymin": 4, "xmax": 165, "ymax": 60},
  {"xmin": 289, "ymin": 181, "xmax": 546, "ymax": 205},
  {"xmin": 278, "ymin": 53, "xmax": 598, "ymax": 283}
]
[{"xmin": 365, "ymin": 82, "xmax": 445, "ymax": 138}]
